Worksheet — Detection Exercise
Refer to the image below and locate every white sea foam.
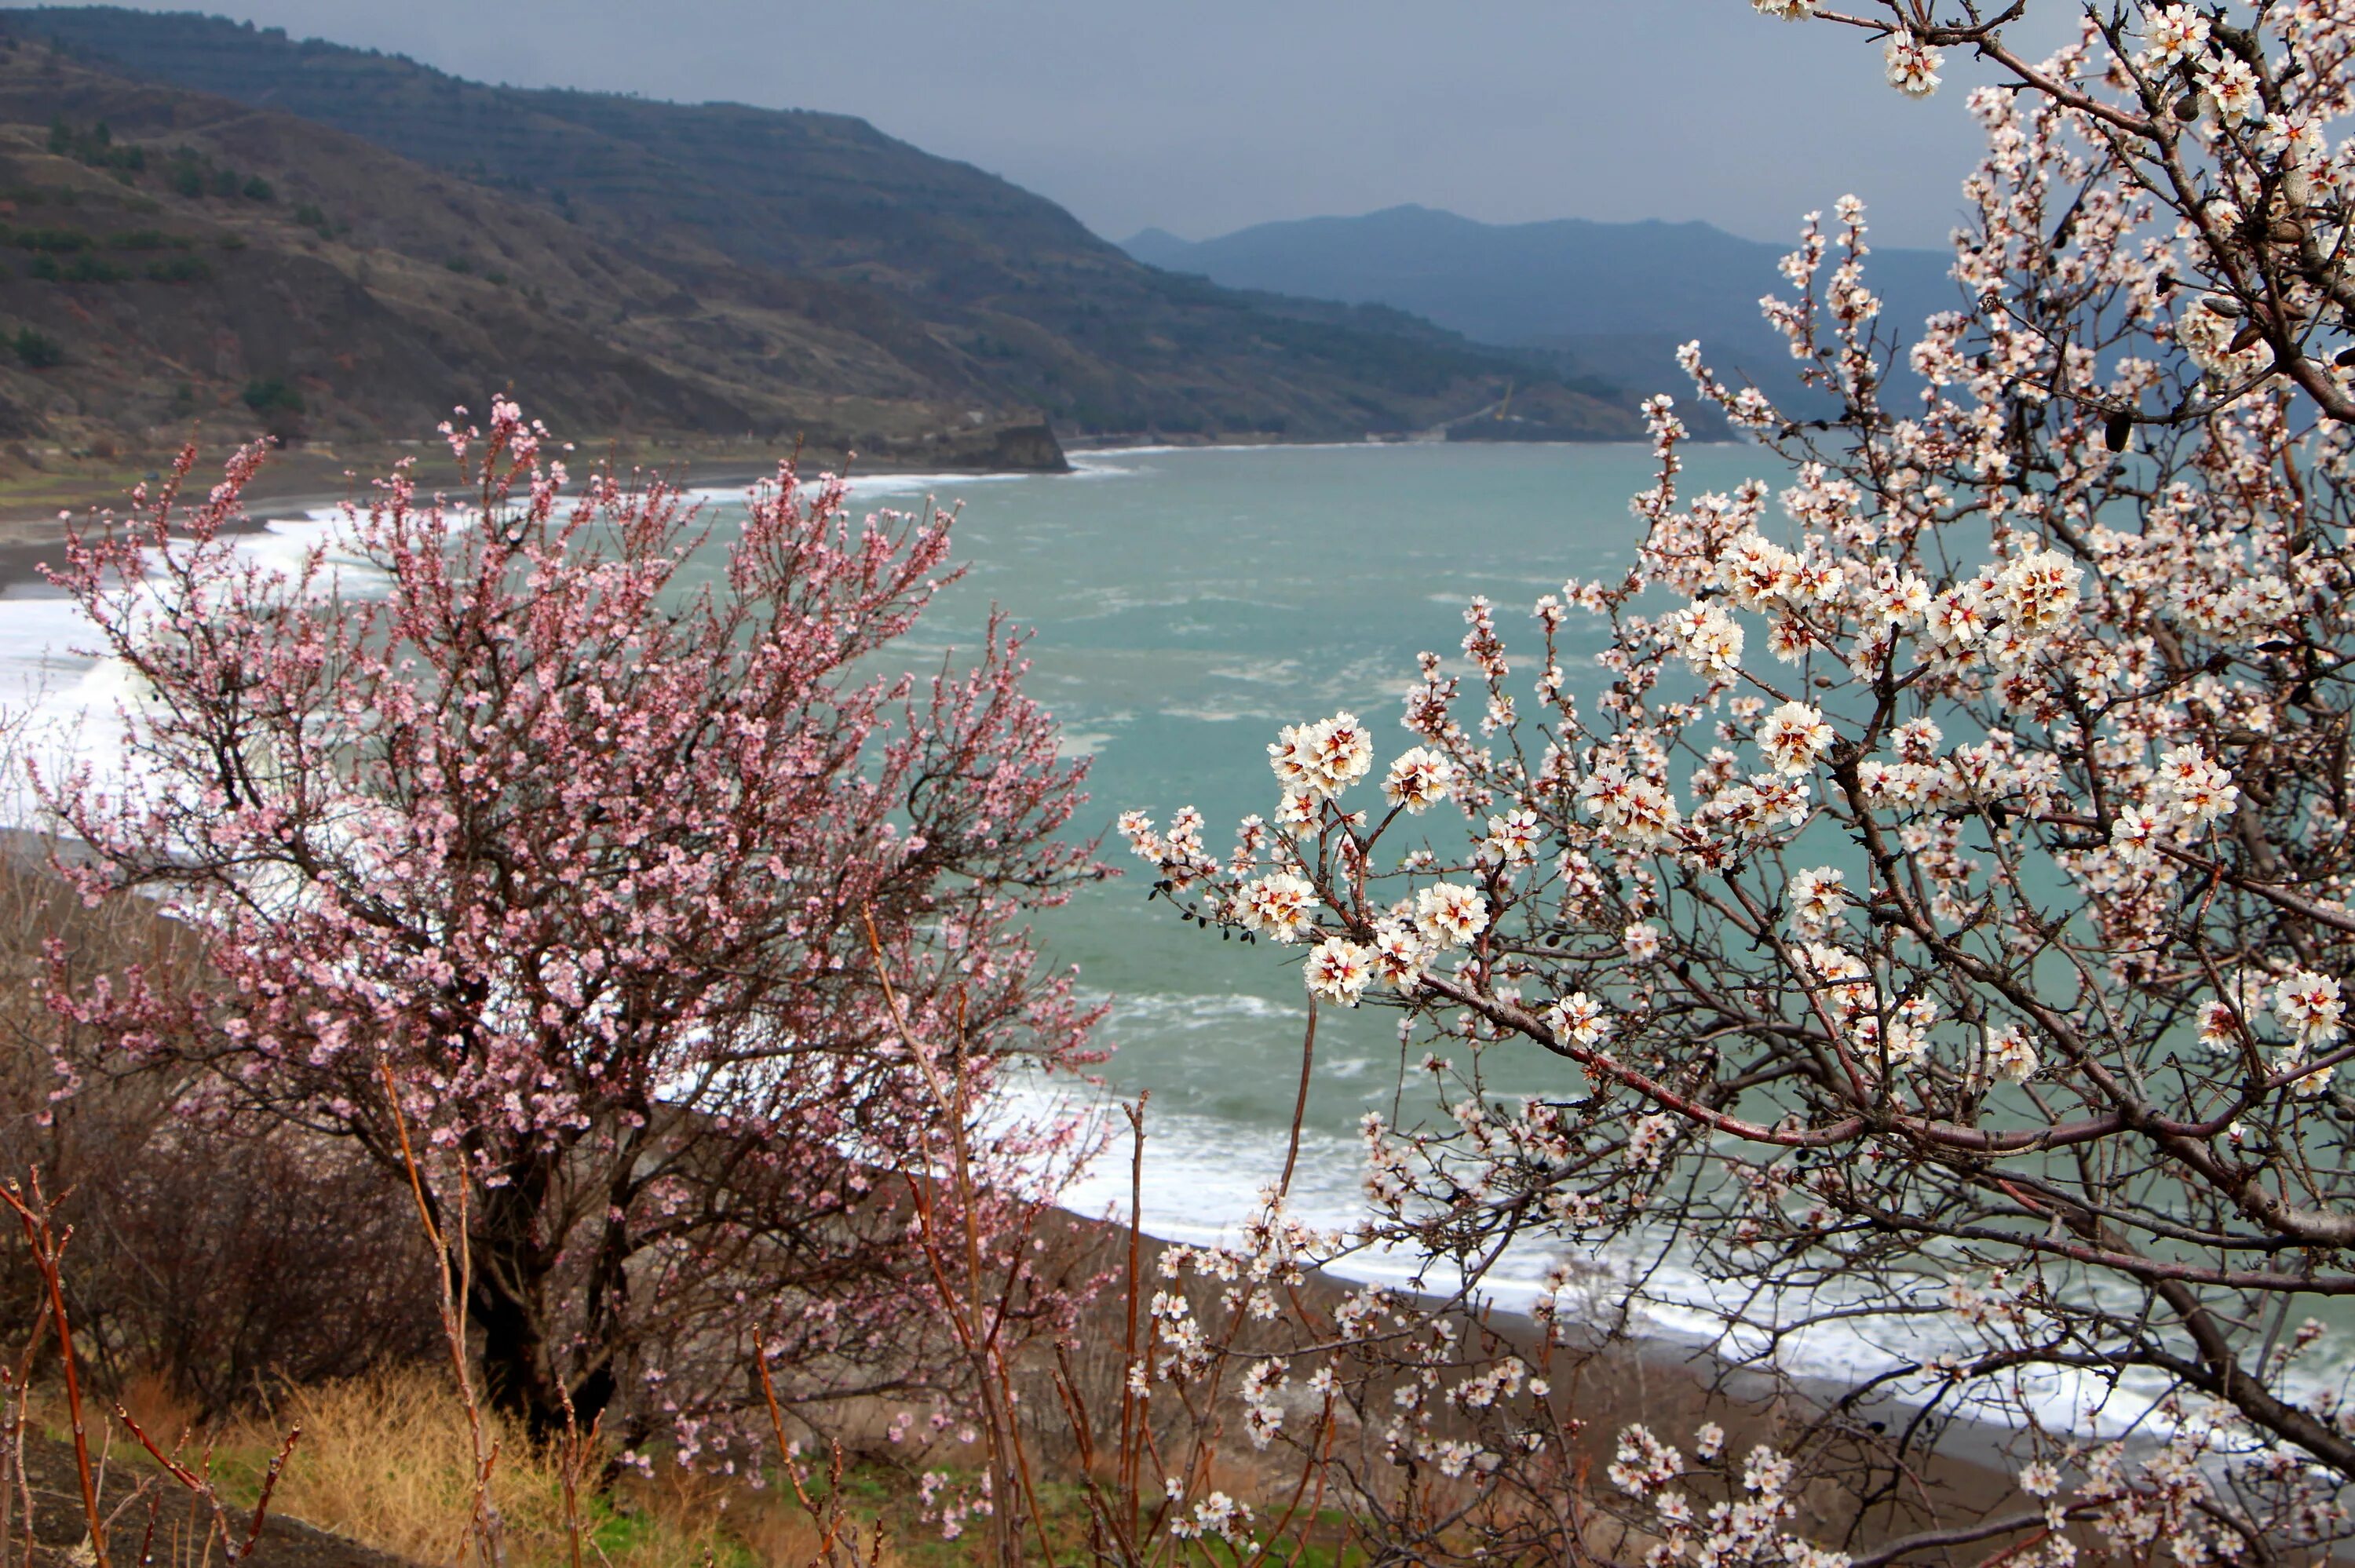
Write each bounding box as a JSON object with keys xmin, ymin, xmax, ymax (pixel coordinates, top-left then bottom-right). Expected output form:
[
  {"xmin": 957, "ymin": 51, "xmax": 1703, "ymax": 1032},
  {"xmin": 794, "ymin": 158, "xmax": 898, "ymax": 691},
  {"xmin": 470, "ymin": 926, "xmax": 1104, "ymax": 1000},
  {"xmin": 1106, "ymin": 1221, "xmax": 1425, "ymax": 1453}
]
[
  {"xmin": 0, "ymin": 502, "xmax": 427, "ymax": 825},
  {"xmin": 679, "ymin": 469, "xmax": 1036, "ymax": 512},
  {"xmin": 1017, "ymin": 984, "xmax": 2341, "ymax": 1449}
]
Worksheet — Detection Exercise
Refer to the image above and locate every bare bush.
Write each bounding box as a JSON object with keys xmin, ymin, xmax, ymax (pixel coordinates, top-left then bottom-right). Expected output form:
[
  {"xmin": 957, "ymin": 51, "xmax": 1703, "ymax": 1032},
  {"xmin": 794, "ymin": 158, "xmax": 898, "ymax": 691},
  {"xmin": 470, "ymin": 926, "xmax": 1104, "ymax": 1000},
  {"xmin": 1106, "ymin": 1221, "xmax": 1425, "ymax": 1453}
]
[{"xmin": 0, "ymin": 847, "xmax": 438, "ymax": 1417}]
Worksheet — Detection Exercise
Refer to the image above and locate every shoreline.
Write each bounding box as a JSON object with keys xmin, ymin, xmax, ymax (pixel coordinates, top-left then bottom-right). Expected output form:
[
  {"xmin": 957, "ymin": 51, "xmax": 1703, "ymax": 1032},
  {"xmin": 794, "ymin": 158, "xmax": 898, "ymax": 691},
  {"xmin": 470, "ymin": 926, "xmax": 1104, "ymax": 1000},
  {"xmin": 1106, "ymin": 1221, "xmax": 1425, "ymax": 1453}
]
[
  {"xmin": 0, "ymin": 434, "xmax": 1712, "ymax": 596},
  {"xmin": 0, "ymin": 447, "xmax": 1039, "ymax": 596},
  {"xmin": 1029, "ymin": 1191, "xmax": 2036, "ymax": 1552},
  {"xmin": 1061, "ymin": 1189, "xmax": 2048, "ymax": 1482}
]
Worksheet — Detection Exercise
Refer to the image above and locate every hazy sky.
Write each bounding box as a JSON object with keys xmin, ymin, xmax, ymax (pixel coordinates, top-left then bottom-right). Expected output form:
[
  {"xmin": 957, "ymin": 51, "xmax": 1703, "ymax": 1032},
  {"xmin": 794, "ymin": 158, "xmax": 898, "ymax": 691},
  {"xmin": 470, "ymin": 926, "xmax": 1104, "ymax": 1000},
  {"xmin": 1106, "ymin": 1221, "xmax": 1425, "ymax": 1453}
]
[{"xmin": 46, "ymin": 2, "xmax": 2068, "ymax": 248}]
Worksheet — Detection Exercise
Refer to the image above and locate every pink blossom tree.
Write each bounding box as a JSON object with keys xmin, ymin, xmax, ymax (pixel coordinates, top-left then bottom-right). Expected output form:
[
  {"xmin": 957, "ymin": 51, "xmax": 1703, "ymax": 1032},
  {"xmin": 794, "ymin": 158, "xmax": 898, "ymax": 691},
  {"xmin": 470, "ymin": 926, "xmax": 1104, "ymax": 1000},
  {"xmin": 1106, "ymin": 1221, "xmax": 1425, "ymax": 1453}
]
[
  {"xmin": 40, "ymin": 400, "xmax": 1103, "ymax": 1449},
  {"xmin": 1122, "ymin": 2, "xmax": 2355, "ymax": 1559}
]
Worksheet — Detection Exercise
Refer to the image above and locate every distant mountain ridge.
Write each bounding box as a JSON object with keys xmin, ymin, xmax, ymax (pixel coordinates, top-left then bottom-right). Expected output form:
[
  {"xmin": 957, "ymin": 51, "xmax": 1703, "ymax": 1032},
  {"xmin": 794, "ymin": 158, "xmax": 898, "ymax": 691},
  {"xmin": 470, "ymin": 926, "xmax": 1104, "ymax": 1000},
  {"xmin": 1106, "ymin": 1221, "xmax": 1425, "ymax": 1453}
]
[
  {"xmin": 1125, "ymin": 204, "xmax": 1962, "ymax": 402},
  {"xmin": 2, "ymin": 9, "xmax": 1649, "ymax": 456}
]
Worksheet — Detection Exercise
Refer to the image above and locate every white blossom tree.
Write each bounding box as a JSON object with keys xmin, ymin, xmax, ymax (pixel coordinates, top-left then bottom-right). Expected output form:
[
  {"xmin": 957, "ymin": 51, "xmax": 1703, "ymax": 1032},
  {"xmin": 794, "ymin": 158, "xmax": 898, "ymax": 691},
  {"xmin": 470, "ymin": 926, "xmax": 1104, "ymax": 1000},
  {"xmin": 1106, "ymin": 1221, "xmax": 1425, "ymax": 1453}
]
[{"xmin": 1117, "ymin": 3, "xmax": 2355, "ymax": 1560}]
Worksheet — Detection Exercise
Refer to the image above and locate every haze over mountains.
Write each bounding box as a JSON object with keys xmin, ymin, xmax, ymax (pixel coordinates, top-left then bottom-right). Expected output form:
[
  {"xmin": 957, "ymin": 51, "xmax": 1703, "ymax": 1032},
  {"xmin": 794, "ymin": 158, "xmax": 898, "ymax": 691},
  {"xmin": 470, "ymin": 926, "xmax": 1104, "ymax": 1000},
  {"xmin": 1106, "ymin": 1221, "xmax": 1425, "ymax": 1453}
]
[
  {"xmin": 1126, "ymin": 205, "xmax": 1962, "ymax": 404},
  {"xmin": 0, "ymin": 8, "xmax": 1649, "ymax": 476}
]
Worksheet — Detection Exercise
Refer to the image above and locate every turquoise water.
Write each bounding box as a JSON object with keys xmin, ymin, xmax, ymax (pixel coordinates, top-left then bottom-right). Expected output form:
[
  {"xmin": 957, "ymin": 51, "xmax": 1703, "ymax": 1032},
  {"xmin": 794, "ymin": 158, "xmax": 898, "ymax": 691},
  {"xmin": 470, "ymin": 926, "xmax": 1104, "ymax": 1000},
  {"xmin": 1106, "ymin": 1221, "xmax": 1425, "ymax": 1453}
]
[{"xmin": 745, "ymin": 439, "xmax": 1768, "ymax": 1243}]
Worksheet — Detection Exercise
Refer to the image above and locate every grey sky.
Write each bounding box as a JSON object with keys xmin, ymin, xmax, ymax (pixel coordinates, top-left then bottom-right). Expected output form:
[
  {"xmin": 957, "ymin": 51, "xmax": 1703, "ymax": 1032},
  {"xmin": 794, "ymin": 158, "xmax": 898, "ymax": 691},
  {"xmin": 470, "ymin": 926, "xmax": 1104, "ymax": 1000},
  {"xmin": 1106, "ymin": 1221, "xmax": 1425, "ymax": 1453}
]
[{"xmin": 40, "ymin": 2, "xmax": 2069, "ymax": 248}]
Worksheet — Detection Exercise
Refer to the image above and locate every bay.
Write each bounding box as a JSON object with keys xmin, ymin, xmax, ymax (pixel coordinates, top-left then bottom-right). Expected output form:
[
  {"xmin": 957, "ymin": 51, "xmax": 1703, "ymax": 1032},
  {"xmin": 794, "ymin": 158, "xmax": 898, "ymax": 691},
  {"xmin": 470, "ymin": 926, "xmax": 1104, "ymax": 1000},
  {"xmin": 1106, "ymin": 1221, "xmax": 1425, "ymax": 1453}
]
[{"xmin": 799, "ymin": 441, "xmax": 1765, "ymax": 1253}]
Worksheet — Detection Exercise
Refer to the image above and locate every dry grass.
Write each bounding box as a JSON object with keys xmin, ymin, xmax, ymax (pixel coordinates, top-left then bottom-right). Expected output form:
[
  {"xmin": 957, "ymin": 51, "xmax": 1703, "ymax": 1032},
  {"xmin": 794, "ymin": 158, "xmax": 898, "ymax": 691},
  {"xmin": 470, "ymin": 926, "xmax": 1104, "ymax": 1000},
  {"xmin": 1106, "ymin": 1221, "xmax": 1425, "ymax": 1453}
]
[
  {"xmin": 219, "ymin": 1371, "xmax": 865, "ymax": 1568},
  {"xmin": 240, "ymin": 1373, "xmax": 560, "ymax": 1566}
]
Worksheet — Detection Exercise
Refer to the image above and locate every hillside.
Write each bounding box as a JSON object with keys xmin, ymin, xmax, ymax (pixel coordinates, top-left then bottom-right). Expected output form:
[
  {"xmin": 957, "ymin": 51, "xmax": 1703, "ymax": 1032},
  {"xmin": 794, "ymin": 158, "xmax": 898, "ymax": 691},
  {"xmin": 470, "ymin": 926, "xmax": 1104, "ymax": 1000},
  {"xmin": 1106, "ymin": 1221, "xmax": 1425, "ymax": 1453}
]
[
  {"xmin": 3, "ymin": 9, "xmax": 1647, "ymax": 454},
  {"xmin": 1125, "ymin": 204, "xmax": 1961, "ymax": 403},
  {"xmin": 0, "ymin": 42, "xmax": 1076, "ymax": 475}
]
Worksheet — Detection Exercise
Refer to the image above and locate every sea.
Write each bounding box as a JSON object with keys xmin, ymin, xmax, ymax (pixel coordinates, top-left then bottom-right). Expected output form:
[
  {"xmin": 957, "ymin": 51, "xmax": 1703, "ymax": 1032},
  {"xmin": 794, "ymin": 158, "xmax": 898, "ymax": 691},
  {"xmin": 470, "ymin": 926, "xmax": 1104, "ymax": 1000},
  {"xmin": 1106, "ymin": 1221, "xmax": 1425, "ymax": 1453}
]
[{"xmin": 2, "ymin": 439, "xmax": 2335, "ymax": 1442}]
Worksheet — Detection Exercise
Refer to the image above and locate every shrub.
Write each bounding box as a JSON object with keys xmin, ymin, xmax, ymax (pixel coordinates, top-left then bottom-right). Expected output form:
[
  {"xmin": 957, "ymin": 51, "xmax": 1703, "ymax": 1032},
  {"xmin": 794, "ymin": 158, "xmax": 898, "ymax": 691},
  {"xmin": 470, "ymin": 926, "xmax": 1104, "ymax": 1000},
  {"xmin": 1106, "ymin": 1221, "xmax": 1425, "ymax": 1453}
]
[
  {"xmin": 239, "ymin": 375, "xmax": 304, "ymax": 415},
  {"xmin": 45, "ymin": 116, "xmax": 144, "ymax": 176},
  {"xmin": 0, "ymin": 855, "xmax": 440, "ymax": 1413},
  {"xmin": 11, "ymin": 329, "xmax": 63, "ymax": 368},
  {"xmin": 12, "ymin": 228, "xmax": 93, "ymax": 253},
  {"xmin": 144, "ymin": 254, "xmax": 213, "ymax": 283},
  {"xmin": 59, "ymin": 254, "xmax": 128, "ymax": 284}
]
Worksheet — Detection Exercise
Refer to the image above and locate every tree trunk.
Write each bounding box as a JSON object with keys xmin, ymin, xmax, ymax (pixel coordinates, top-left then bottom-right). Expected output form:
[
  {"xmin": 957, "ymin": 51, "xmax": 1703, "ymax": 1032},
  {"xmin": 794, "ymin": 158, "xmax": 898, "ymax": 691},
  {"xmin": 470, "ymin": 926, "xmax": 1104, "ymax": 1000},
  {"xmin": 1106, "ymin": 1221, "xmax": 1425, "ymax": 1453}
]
[{"xmin": 466, "ymin": 1157, "xmax": 568, "ymax": 1440}]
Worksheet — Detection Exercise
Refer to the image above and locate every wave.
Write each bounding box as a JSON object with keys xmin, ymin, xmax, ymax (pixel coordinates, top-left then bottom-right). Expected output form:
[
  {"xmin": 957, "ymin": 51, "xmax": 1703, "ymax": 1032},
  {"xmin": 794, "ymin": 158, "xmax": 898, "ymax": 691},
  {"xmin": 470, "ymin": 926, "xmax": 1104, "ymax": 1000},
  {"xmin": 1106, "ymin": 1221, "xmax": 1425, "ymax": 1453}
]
[
  {"xmin": 1010, "ymin": 1030, "xmax": 2344, "ymax": 1449},
  {"xmin": 678, "ymin": 469, "xmax": 1043, "ymax": 512},
  {"xmin": 1079, "ymin": 989, "xmax": 1306, "ymax": 1031},
  {"xmin": 0, "ymin": 505, "xmax": 407, "ymax": 822}
]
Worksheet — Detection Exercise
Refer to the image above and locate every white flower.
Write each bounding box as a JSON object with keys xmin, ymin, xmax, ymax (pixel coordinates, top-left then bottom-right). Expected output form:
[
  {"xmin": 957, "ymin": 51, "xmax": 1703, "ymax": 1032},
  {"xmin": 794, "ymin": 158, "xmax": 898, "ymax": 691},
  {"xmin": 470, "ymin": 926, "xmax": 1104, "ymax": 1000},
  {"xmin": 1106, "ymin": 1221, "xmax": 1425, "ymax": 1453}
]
[
  {"xmin": 2177, "ymin": 301, "xmax": 2269, "ymax": 381},
  {"xmin": 1994, "ymin": 549, "xmax": 2083, "ymax": 637},
  {"xmin": 1625, "ymin": 1114, "xmax": 1673, "ymax": 1169},
  {"xmin": 1751, "ymin": 0, "xmax": 1812, "ymax": 16},
  {"xmin": 2274, "ymin": 969, "xmax": 2346, "ymax": 1047},
  {"xmin": 1608, "ymin": 1425, "xmax": 1682, "ymax": 1497},
  {"xmin": 2141, "ymin": 4, "xmax": 2210, "ymax": 70},
  {"xmin": 2200, "ymin": 52, "xmax": 2264, "ymax": 126},
  {"xmin": 1788, "ymin": 866, "xmax": 1846, "ymax": 932},
  {"xmin": 1667, "ymin": 600, "xmax": 1744, "ymax": 679},
  {"xmin": 1185, "ymin": 1491, "xmax": 1251, "ymax": 1544},
  {"xmin": 1370, "ymin": 917, "xmax": 1432, "ymax": 990},
  {"xmin": 2154, "ymin": 744, "xmax": 2239, "ymax": 826},
  {"xmin": 1382, "ymin": 746, "xmax": 1457, "ymax": 813},
  {"xmin": 1303, "ymin": 939, "xmax": 1375, "ymax": 1005},
  {"xmin": 2197, "ymin": 999, "xmax": 2242, "ymax": 1052},
  {"xmin": 1871, "ymin": 1016, "xmax": 1930, "ymax": 1069},
  {"xmin": 1484, "ymin": 808, "xmax": 1542, "ymax": 865},
  {"xmin": 1716, "ymin": 531, "xmax": 1803, "ymax": 607},
  {"xmin": 1884, "ymin": 30, "xmax": 1944, "ymax": 97},
  {"xmin": 2109, "ymin": 805, "xmax": 2162, "ymax": 866},
  {"xmin": 2020, "ymin": 1460, "xmax": 2061, "ymax": 1498},
  {"xmin": 1741, "ymin": 1445, "xmax": 1795, "ymax": 1497},
  {"xmin": 1987, "ymin": 1023, "xmax": 2039, "ymax": 1085},
  {"xmin": 1893, "ymin": 717, "xmax": 1942, "ymax": 764},
  {"xmin": 1758, "ymin": 700, "xmax": 1835, "ymax": 776},
  {"xmin": 1242, "ymin": 1402, "xmax": 1282, "ymax": 1449},
  {"xmin": 2267, "ymin": 113, "xmax": 2330, "ymax": 181},
  {"xmin": 1115, "ymin": 809, "xmax": 1163, "ymax": 861},
  {"xmin": 1413, "ymin": 882, "xmax": 1490, "ymax": 947},
  {"xmin": 1547, "ymin": 991, "xmax": 1611, "ymax": 1047},
  {"xmin": 1578, "ymin": 764, "xmax": 1681, "ymax": 845},
  {"xmin": 1269, "ymin": 712, "xmax": 1373, "ymax": 800},
  {"xmin": 1922, "ymin": 582, "xmax": 1989, "ymax": 651},
  {"xmin": 1623, "ymin": 922, "xmax": 1661, "ymax": 961},
  {"xmin": 2291, "ymin": 1057, "xmax": 2339, "ymax": 1097},
  {"xmin": 1234, "ymin": 873, "xmax": 1317, "ymax": 943}
]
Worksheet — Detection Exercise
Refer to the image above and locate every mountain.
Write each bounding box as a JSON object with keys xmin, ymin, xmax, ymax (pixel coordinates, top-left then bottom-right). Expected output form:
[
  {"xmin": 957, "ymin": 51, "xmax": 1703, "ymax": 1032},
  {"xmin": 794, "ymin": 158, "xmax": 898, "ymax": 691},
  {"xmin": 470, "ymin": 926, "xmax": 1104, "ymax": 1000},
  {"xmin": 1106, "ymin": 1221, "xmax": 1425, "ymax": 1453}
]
[
  {"xmin": 1125, "ymin": 205, "xmax": 1962, "ymax": 404},
  {"xmin": 0, "ymin": 9, "xmax": 1649, "ymax": 464},
  {"xmin": 0, "ymin": 40, "xmax": 1057, "ymax": 471}
]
